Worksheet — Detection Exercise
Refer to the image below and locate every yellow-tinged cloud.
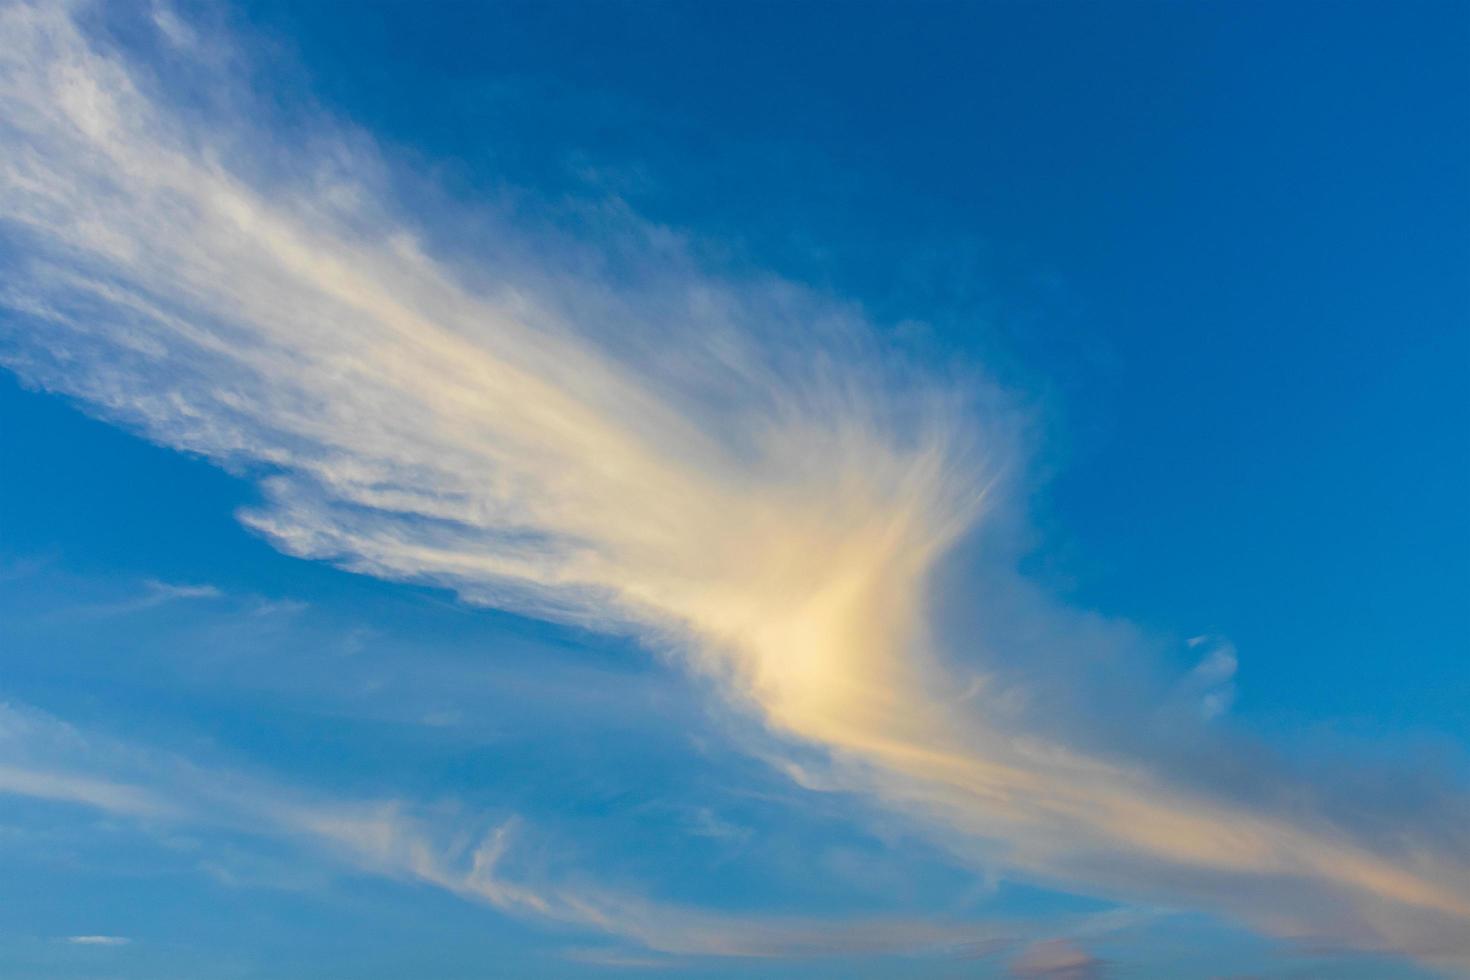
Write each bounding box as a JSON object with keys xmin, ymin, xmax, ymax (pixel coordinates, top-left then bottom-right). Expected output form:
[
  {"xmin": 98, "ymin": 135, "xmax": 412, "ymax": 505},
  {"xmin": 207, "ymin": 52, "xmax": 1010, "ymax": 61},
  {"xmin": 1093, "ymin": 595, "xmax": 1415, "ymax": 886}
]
[{"xmin": 2, "ymin": 1, "xmax": 1467, "ymax": 969}]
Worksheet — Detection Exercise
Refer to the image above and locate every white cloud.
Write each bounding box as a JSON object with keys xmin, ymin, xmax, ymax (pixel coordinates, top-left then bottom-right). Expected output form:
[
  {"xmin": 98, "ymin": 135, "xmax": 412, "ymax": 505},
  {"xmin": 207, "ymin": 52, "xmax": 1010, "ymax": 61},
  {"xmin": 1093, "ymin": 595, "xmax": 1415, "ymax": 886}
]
[
  {"xmin": 1008, "ymin": 939, "xmax": 1101, "ymax": 979},
  {"xmin": 59, "ymin": 579, "xmax": 224, "ymax": 618},
  {"xmin": 65, "ymin": 935, "xmax": 132, "ymax": 946},
  {"xmin": 0, "ymin": 764, "xmax": 173, "ymax": 818},
  {"xmin": 148, "ymin": 2, "xmax": 195, "ymax": 51},
  {"xmin": 1184, "ymin": 635, "xmax": 1238, "ymax": 719},
  {"xmin": 143, "ymin": 580, "xmax": 223, "ymax": 602},
  {"xmin": 561, "ymin": 947, "xmax": 683, "ymax": 969},
  {"xmin": 0, "ymin": 701, "xmax": 1011, "ymax": 959},
  {"xmin": 1, "ymin": 2, "xmax": 1467, "ymax": 971}
]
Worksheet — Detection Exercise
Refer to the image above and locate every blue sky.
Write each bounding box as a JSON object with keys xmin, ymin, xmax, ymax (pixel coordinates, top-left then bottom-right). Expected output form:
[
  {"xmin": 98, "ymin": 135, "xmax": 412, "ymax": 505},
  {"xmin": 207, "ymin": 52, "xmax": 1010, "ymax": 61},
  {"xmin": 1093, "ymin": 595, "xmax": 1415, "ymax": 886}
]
[{"xmin": 0, "ymin": 2, "xmax": 1466, "ymax": 978}]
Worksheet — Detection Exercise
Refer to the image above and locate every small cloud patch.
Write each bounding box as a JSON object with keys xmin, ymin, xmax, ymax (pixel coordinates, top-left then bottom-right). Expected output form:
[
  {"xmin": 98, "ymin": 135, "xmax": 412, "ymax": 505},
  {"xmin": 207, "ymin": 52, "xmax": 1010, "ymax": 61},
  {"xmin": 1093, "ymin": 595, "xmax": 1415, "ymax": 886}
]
[{"xmin": 1009, "ymin": 939, "xmax": 1104, "ymax": 979}]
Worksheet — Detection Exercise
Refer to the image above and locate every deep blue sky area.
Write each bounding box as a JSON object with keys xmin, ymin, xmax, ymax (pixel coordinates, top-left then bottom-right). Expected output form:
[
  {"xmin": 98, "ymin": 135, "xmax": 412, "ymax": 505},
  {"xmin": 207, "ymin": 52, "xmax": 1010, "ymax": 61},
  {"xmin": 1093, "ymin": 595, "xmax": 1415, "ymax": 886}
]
[{"xmin": 1, "ymin": 3, "xmax": 1467, "ymax": 978}]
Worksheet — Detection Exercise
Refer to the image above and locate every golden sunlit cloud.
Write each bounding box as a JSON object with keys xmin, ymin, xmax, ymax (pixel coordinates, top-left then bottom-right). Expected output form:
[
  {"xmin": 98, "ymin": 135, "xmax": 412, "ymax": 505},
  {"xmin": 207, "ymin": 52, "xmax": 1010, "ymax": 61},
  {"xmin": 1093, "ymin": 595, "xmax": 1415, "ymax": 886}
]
[{"xmin": 2, "ymin": 2, "xmax": 1467, "ymax": 970}]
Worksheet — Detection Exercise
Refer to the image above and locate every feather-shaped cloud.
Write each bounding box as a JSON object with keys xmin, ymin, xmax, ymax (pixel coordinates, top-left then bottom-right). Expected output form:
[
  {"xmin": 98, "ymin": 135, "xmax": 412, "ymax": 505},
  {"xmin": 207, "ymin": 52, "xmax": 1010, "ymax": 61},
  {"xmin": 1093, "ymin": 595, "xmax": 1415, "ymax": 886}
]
[{"xmin": 1, "ymin": 2, "xmax": 1466, "ymax": 970}]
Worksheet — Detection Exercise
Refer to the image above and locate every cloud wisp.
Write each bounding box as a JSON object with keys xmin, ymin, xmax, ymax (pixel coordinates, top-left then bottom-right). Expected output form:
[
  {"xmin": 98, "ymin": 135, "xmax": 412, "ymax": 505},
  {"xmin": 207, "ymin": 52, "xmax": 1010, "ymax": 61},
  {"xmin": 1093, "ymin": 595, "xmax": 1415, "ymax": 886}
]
[
  {"xmin": 60, "ymin": 578, "xmax": 224, "ymax": 618},
  {"xmin": 1, "ymin": 2, "xmax": 1467, "ymax": 970},
  {"xmin": 0, "ymin": 699, "xmax": 1015, "ymax": 960},
  {"xmin": 1007, "ymin": 939, "xmax": 1103, "ymax": 980}
]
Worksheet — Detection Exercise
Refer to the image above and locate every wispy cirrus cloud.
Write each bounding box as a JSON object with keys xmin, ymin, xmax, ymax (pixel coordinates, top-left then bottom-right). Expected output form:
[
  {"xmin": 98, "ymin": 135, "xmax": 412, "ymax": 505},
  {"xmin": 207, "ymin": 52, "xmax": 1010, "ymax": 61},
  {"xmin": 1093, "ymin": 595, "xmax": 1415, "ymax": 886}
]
[
  {"xmin": 0, "ymin": 699, "xmax": 1017, "ymax": 959},
  {"xmin": 560, "ymin": 947, "xmax": 685, "ymax": 970},
  {"xmin": 62, "ymin": 578, "xmax": 223, "ymax": 618},
  {"xmin": 0, "ymin": 1, "xmax": 1466, "ymax": 972}
]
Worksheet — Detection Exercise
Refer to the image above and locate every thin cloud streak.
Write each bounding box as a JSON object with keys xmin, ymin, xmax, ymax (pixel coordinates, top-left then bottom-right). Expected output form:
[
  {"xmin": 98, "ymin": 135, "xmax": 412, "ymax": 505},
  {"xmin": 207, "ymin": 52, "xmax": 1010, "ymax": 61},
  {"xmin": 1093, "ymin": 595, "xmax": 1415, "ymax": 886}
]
[
  {"xmin": 62, "ymin": 579, "xmax": 224, "ymax": 618},
  {"xmin": 0, "ymin": 700, "xmax": 1013, "ymax": 959},
  {"xmin": 1, "ymin": 2, "xmax": 1467, "ymax": 970}
]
